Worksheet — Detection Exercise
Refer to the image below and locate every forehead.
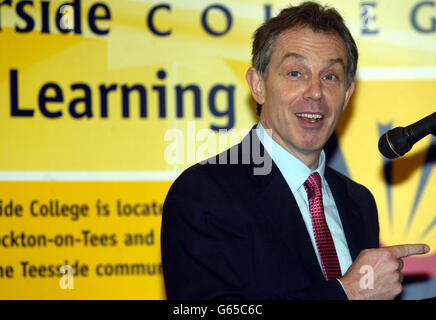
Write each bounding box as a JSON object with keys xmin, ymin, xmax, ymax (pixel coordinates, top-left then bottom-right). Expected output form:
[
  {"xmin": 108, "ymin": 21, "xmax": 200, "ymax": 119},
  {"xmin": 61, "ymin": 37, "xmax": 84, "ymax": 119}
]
[{"xmin": 271, "ymin": 26, "xmax": 347, "ymax": 65}]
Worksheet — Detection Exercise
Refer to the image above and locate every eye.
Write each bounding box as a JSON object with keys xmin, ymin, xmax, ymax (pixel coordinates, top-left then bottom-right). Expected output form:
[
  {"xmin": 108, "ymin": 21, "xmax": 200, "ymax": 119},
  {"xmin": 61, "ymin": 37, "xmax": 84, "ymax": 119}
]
[
  {"xmin": 324, "ymin": 74, "xmax": 337, "ymax": 81},
  {"xmin": 289, "ymin": 70, "xmax": 301, "ymax": 78}
]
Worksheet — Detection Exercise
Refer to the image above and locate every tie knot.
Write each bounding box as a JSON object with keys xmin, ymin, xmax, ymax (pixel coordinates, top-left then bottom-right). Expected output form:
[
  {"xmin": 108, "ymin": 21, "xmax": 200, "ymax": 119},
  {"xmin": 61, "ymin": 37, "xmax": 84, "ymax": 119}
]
[{"xmin": 304, "ymin": 172, "xmax": 322, "ymax": 199}]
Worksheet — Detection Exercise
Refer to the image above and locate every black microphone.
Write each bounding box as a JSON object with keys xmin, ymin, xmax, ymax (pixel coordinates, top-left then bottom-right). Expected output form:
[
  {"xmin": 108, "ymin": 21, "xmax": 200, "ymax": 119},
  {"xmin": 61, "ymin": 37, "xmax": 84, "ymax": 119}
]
[{"xmin": 378, "ymin": 112, "xmax": 436, "ymax": 159}]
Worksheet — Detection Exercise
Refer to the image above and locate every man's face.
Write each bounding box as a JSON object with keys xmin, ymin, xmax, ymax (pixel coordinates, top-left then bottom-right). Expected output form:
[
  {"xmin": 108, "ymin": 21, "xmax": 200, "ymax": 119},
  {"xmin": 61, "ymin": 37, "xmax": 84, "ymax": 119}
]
[{"xmin": 248, "ymin": 26, "xmax": 354, "ymax": 167}]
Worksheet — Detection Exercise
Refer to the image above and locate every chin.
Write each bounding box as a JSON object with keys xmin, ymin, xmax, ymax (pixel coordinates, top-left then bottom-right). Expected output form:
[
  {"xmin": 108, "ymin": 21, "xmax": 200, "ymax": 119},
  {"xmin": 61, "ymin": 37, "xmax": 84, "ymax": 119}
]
[
  {"xmin": 301, "ymin": 146, "xmax": 324, "ymax": 155},
  {"xmin": 298, "ymin": 138, "xmax": 325, "ymax": 151}
]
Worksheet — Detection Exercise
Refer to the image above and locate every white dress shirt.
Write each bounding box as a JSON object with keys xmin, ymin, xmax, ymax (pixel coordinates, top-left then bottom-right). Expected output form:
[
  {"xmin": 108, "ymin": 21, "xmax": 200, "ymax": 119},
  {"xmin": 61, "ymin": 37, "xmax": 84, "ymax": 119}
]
[{"xmin": 255, "ymin": 123, "xmax": 353, "ymax": 278}]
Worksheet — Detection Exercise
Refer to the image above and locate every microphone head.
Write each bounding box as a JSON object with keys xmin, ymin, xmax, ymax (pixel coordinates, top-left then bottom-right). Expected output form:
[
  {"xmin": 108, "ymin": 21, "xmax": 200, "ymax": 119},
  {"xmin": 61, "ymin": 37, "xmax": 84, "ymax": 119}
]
[
  {"xmin": 378, "ymin": 127, "xmax": 412, "ymax": 159},
  {"xmin": 378, "ymin": 134, "xmax": 399, "ymax": 159}
]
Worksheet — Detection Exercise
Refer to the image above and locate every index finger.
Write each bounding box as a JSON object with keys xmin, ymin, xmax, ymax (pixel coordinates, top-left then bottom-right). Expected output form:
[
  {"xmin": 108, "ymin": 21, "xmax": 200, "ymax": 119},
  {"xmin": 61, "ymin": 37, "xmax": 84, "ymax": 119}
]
[{"xmin": 387, "ymin": 244, "xmax": 430, "ymax": 258}]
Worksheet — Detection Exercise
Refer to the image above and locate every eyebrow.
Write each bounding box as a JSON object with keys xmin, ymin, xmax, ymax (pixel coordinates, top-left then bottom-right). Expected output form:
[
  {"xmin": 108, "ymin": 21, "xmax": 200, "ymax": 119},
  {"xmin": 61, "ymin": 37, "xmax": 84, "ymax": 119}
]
[
  {"xmin": 280, "ymin": 52, "xmax": 345, "ymax": 71},
  {"xmin": 279, "ymin": 52, "xmax": 306, "ymax": 65}
]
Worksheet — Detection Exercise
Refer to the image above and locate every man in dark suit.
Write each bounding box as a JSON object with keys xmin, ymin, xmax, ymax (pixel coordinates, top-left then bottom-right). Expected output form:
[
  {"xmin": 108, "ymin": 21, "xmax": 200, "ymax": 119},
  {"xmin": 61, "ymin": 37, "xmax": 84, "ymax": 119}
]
[{"xmin": 161, "ymin": 1, "xmax": 430, "ymax": 300}]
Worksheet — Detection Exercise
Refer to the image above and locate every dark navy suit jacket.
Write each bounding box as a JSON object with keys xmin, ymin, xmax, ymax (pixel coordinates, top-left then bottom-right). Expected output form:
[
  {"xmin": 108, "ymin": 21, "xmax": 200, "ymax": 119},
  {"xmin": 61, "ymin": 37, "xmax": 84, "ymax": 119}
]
[{"xmin": 161, "ymin": 129, "xmax": 379, "ymax": 299}]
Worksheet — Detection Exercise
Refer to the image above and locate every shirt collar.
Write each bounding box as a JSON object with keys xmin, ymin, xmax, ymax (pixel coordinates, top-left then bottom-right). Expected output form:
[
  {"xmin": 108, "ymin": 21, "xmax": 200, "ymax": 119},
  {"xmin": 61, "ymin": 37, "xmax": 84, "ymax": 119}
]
[{"xmin": 256, "ymin": 122, "xmax": 326, "ymax": 193}]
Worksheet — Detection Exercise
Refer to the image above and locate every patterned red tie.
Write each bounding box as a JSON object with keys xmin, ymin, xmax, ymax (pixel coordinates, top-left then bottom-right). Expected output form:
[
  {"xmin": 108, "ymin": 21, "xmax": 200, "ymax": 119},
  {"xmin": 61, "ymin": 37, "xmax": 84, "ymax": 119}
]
[{"xmin": 304, "ymin": 172, "xmax": 342, "ymax": 280}]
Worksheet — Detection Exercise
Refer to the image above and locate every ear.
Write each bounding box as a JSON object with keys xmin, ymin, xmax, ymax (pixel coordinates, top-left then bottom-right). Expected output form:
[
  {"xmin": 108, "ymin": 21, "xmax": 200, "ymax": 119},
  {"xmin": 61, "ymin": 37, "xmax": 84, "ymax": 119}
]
[
  {"xmin": 342, "ymin": 81, "xmax": 355, "ymax": 111},
  {"xmin": 245, "ymin": 67, "xmax": 265, "ymax": 105}
]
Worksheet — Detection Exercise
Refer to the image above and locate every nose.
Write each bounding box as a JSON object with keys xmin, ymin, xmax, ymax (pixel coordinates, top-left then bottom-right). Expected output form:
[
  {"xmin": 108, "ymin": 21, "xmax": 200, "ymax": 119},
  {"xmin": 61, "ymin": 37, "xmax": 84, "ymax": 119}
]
[{"xmin": 303, "ymin": 77, "xmax": 322, "ymax": 101}]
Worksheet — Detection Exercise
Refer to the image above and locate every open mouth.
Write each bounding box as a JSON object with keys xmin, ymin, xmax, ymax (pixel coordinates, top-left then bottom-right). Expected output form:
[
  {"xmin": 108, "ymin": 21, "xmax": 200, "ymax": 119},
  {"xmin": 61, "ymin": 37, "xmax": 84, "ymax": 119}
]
[{"xmin": 295, "ymin": 113, "xmax": 324, "ymax": 123}]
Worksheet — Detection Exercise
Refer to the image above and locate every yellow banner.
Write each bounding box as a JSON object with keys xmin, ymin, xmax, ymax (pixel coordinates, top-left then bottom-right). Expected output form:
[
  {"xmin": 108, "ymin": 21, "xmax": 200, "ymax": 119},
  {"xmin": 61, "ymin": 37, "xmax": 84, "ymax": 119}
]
[{"xmin": 0, "ymin": 0, "xmax": 435, "ymax": 299}]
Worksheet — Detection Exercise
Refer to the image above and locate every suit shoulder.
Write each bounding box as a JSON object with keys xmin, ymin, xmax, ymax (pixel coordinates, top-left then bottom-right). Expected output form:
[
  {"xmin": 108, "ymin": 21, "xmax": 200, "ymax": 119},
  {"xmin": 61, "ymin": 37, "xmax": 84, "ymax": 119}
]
[
  {"xmin": 326, "ymin": 167, "xmax": 374, "ymax": 199},
  {"xmin": 166, "ymin": 145, "xmax": 253, "ymax": 199}
]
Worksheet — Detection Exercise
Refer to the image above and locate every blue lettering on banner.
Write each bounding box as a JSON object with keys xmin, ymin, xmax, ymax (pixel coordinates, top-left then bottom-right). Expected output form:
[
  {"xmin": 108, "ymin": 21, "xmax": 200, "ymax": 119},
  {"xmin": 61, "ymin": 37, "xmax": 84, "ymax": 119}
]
[
  {"xmin": 8, "ymin": 69, "xmax": 236, "ymax": 131},
  {"xmin": 411, "ymin": 1, "xmax": 436, "ymax": 33},
  {"xmin": 201, "ymin": 4, "xmax": 232, "ymax": 36},
  {"xmin": 2, "ymin": 2, "xmax": 436, "ymax": 36},
  {"xmin": 147, "ymin": 3, "xmax": 171, "ymax": 36},
  {"xmin": 0, "ymin": 0, "xmax": 110, "ymax": 34},
  {"xmin": 360, "ymin": 2, "xmax": 379, "ymax": 35}
]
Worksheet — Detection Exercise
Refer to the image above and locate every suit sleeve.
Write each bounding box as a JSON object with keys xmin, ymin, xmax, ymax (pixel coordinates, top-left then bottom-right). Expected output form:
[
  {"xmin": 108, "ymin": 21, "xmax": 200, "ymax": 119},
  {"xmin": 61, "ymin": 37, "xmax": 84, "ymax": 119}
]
[
  {"xmin": 357, "ymin": 184, "xmax": 380, "ymax": 249},
  {"xmin": 290, "ymin": 279, "xmax": 348, "ymax": 300}
]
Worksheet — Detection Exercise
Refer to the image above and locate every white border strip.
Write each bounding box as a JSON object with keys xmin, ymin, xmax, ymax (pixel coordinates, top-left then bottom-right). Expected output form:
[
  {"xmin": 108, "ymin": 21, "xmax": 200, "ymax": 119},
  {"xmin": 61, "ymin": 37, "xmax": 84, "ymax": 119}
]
[
  {"xmin": 0, "ymin": 171, "xmax": 183, "ymax": 182},
  {"xmin": 357, "ymin": 67, "xmax": 436, "ymax": 81}
]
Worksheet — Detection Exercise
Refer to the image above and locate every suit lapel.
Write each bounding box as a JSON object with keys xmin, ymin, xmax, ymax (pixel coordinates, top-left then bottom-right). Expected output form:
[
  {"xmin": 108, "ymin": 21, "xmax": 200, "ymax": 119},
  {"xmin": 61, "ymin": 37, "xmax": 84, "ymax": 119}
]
[
  {"xmin": 325, "ymin": 169, "xmax": 365, "ymax": 261},
  {"xmin": 245, "ymin": 129, "xmax": 365, "ymax": 278},
  {"xmin": 254, "ymin": 166, "xmax": 325, "ymax": 280},
  {"xmin": 246, "ymin": 129, "xmax": 324, "ymax": 280}
]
